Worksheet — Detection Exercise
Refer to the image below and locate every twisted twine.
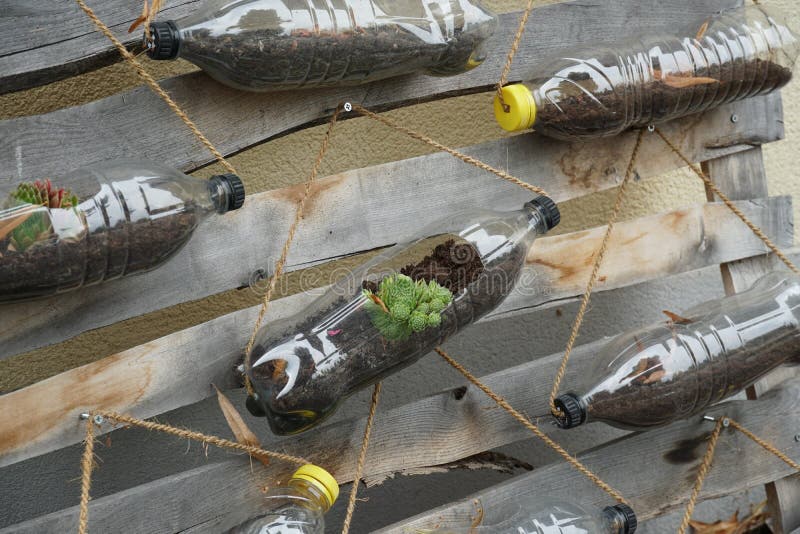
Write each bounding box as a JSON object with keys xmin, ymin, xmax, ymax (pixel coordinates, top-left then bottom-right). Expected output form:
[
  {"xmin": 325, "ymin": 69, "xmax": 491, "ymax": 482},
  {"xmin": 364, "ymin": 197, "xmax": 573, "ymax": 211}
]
[{"xmin": 495, "ymin": 0, "xmax": 539, "ymax": 112}]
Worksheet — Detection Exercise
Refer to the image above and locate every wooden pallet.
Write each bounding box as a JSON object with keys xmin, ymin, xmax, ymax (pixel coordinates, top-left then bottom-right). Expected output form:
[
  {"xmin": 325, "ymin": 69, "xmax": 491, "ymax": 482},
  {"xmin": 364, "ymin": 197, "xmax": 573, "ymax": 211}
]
[{"xmin": 2, "ymin": 0, "xmax": 799, "ymax": 531}]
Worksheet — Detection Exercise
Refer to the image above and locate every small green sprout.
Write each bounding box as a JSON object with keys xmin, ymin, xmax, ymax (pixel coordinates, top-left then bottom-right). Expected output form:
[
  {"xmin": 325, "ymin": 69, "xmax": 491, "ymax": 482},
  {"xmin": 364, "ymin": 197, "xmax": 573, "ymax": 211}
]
[{"xmin": 363, "ymin": 273, "xmax": 453, "ymax": 340}]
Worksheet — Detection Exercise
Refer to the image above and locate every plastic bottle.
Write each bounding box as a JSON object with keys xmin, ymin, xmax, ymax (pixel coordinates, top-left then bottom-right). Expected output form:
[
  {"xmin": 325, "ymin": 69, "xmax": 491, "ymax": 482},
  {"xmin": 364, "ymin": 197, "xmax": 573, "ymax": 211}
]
[
  {"xmin": 0, "ymin": 159, "xmax": 245, "ymax": 302},
  {"xmin": 431, "ymin": 499, "xmax": 637, "ymax": 534},
  {"xmin": 555, "ymin": 271, "xmax": 800, "ymax": 431},
  {"xmin": 145, "ymin": 0, "xmax": 497, "ymax": 92},
  {"xmin": 227, "ymin": 464, "xmax": 338, "ymax": 534},
  {"xmin": 245, "ymin": 196, "xmax": 561, "ymax": 435},
  {"xmin": 494, "ymin": 5, "xmax": 799, "ymax": 139}
]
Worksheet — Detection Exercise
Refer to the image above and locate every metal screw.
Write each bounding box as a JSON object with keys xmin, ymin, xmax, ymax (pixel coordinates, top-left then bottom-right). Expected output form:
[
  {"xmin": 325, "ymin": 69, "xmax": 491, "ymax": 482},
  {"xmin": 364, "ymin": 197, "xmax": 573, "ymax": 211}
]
[
  {"xmin": 93, "ymin": 415, "xmax": 105, "ymax": 425},
  {"xmin": 343, "ymin": 102, "xmax": 353, "ymax": 112},
  {"xmin": 703, "ymin": 415, "xmax": 716, "ymax": 422},
  {"xmin": 647, "ymin": 124, "xmax": 655, "ymax": 132},
  {"xmin": 722, "ymin": 417, "xmax": 730, "ymax": 428},
  {"xmin": 79, "ymin": 413, "xmax": 91, "ymax": 420},
  {"xmin": 731, "ymin": 114, "xmax": 739, "ymax": 123}
]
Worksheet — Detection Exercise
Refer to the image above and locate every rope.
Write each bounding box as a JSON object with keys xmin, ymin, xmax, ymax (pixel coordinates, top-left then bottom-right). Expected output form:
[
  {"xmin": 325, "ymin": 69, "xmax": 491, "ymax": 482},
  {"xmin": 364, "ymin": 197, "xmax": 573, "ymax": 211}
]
[
  {"xmin": 341, "ymin": 382, "xmax": 383, "ymax": 534},
  {"xmin": 677, "ymin": 419, "xmax": 725, "ymax": 534},
  {"xmin": 654, "ymin": 127, "xmax": 799, "ymax": 275},
  {"xmin": 77, "ymin": 418, "xmax": 96, "ymax": 534},
  {"xmin": 548, "ymin": 128, "xmax": 645, "ymax": 415},
  {"xmin": 495, "ymin": 0, "xmax": 538, "ymax": 112},
  {"xmin": 350, "ymin": 104, "xmax": 547, "ymax": 196},
  {"xmin": 435, "ymin": 347, "xmax": 629, "ymax": 505},
  {"xmin": 94, "ymin": 411, "xmax": 309, "ymax": 465},
  {"xmin": 243, "ymin": 105, "xmax": 343, "ymax": 396},
  {"xmin": 728, "ymin": 418, "xmax": 800, "ymax": 470},
  {"xmin": 73, "ymin": 0, "xmax": 237, "ymax": 176}
]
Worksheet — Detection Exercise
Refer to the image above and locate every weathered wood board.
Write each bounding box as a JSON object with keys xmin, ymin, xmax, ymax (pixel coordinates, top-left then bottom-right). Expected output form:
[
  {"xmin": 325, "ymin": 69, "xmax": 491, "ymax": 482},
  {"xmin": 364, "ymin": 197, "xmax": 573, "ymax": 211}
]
[
  {"xmin": 0, "ymin": 198, "xmax": 793, "ymax": 468},
  {"xmin": 376, "ymin": 379, "xmax": 800, "ymax": 533},
  {"xmin": 6, "ymin": 361, "xmax": 798, "ymax": 534},
  {"xmin": 706, "ymin": 148, "xmax": 800, "ymax": 533},
  {"xmin": 0, "ymin": 93, "xmax": 784, "ymax": 360},
  {"xmin": 0, "ymin": 0, "xmax": 739, "ymax": 95},
  {"xmin": 0, "ymin": 0, "xmax": 750, "ymax": 182}
]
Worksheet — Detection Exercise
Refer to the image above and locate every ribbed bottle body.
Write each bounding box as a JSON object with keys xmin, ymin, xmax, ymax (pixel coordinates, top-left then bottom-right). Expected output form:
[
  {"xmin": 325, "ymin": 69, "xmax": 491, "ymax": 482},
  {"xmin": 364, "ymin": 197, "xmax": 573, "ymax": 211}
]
[
  {"xmin": 577, "ymin": 272, "xmax": 800, "ymax": 430},
  {"xmin": 172, "ymin": 0, "xmax": 496, "ymax": 91},
  {"xmin": 0, "ymin": 160, "xmax": 219, "ymax": 301},
  {"xmin": 525, "ymin": 5, "xmax": 797, "ymax": 140}
]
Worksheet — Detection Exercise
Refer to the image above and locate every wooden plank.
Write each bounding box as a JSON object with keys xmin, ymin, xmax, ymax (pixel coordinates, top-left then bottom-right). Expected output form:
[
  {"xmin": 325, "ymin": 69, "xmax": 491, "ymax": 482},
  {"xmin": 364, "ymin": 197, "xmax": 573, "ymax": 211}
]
[
  {"xmin": 0, "ymin": 0, "xmax": 752, "ymax": 180},
  {"xmin": 705, "ymin": 147, "xmax": 800, "ymax": 532},
  {"xmin": 0, "ymin": 198, "xmax": 792, "ymax": 469},
  {"xmin": 0, "ymin": 94, "xmax": 784, "ymax": 360},
  {"xmin": 0, "ymin": 0, "xmax": 740, "ymax": 95},
  {"xmin": 0, "ymin": 1, "xmax": 201, "ymax": 95},
  {"xmin": 376, "ymin": 379, "xmax": 800, "ymax": 533},
  {"xmin": 6, "ymin": 373, "xmax": 799, "ymax": 534}
]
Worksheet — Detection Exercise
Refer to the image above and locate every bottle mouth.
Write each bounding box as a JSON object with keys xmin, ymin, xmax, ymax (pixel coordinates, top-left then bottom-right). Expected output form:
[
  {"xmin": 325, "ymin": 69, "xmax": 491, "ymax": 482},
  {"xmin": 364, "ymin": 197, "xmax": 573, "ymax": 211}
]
[
  {"xmin": 210, "ymin": 173, "xmax": 245, "ymax": 212},
  {"xmin": 526, "ymin": 195, "xmax": 561, "ymax": 231},
  {"xmin": 603, "ymin": 503, "xmax": 638, "ymax": 534},
  {"xmin": 145, "ymin": 20, "xmax": 181, "ymax": 60},
  {"xmin": 553, "ymin": 393, "xmax": 586, "ymax": 429}
]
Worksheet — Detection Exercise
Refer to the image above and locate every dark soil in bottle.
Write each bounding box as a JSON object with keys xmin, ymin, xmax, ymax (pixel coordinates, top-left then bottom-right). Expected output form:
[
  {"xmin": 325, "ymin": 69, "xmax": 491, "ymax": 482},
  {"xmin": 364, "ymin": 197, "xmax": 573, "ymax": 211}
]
[
  {"xmin": 585, "ymin": 325, "xmax": 800, "ymax": 430},
  {"xmin": 535, "ymin": 59, "xmax": 792, "ymax": 139},
  {"xmin": 0, "ymin": 210, "xmax": 199, "ymax": 302},
  {"xmin": 250, "ymin": 238, "xmax": 528, "ymax": 434},
  {"xmin": 181, "ymin": 24, "xmax": 490, "ymax": 90}
]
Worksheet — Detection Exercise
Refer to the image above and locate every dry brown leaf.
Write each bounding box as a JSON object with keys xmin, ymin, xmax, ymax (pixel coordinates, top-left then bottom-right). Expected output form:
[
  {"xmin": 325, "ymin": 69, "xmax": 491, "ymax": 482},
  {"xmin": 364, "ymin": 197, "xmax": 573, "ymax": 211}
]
[
  {"xmin": 663, "ymin": 74, "xmax": 720, "ymax": 88},
  {"xmin": 0, "ymin": 208, "xmax": 35, "ymax": 242},
  {"xmin": 128, "ymin": 0, "xmax": 149, "ymax": 33},
  {"xmin": 214, "ymin": 385, "xmax": 269, "ymax": 466},
  {"xmin": 663, "ymin": 309, "xmax": 692, "ymax": 324},
  {"xmin": 690, "ymin": 511, "xmax": 741, "ymax": 534},
  {"xmin": 696, "ymin": 20, "xmax": 710, "ymax": 40}
]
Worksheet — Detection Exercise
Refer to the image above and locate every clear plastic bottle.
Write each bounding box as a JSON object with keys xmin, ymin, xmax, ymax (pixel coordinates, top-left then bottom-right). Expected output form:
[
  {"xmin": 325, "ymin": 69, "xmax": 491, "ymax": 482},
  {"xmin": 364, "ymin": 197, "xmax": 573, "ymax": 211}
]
[
  {"xmin": 245, "ymin": 196, "xmax": 560, "ymax": 435},
  {"xmin": 431, "ymin": 499, "xmax": 637, "ymax": 534},
  {"xmin": 555, "ymin": 272, "xmax": 800, "ymax": 431},
  {"xmin": 0, "ymin": 159, "xmax": 245, "ymax": 302},
  {"xmin": 494, "ymin": 5, "xmax": 799, "ymax": 139},
  {"xmin": 227, "ymin": 464, "xmax": 338, "ymax": 534},
  {"xmin": 145, "ymin": 0, "xmax": 497, "ymax": 91}
]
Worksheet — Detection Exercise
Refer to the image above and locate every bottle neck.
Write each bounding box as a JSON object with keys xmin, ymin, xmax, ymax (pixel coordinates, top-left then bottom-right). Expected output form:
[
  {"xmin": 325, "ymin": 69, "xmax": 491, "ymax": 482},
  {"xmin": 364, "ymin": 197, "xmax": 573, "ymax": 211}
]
[
  {"xmin": 602, "ymin": 506, "xmax": 631, "ymax": 534},
  {"xmin": 522, "ymin": 201, "xmax": 551, "ymax": 236},
  {"xmin": 287, "ymin": 478, "xmax": 332, "ymax": 513}
]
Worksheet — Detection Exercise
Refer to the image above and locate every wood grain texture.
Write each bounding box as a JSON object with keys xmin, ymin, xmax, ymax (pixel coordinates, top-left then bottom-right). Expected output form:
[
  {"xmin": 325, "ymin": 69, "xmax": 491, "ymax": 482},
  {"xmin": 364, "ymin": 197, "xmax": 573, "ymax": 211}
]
[
  {"xmin": 0, "ymin": 198, "xmax": 793, "ymax": 469},
  {"xmin": 377, "ymin": 379, "xmax": 800, "ymax": 533},
  {"xmin": 0, "ymin": 1, "xmax": 201, "ymax": 95},
  {"xmin": 0, "ymin": 0, "xmax": 740, "ymax": 95},
  {"xmin": 0, "ymin": 93, "xmax": 784, "ymax": 360},
  {"xmin": 705, "ymin": 148, "xmax": 800, "ymax": 532},
  {"xmin": 0, "ymin": 0, "xmax": 749, "ymax": 180},
  {"xmin": 5, "ymin": 366, "xmax": 799, "ymax": 533}
]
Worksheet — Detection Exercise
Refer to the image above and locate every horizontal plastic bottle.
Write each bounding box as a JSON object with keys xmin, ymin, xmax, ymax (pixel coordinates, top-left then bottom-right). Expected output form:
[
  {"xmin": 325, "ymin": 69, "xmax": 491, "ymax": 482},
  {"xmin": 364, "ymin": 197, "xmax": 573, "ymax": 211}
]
[
  {"xmin": 494, "ymin": 5, "xmax": 799, "ymax": 139},
  {"xmin": 245, "ymin": 196, "xmax": 560, "ymax": 434},
  {"xmin": 0, "ymin": 159, "xmax": 244, "ymax": 302},
  {"xmin": 431, "ymin": 499, "xmax": 637, "ymax": 534},
  {"xmin": 555, "ymin": 272, "xmax": 800, "ymax": 431},
  {"xmin": 227, "ymin": 464, "xmax": 338, "ymax": 534},
  {"xmin": 146, "ymin": 0, "xmax": 497, "ymax": 92}
]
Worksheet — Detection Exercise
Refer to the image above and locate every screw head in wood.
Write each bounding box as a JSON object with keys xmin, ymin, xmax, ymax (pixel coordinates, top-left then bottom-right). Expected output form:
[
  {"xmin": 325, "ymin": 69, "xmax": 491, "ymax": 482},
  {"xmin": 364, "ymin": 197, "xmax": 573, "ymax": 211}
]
[
  {"xmin": 647, "ymin": 124, "xmax": 655, "ymax": 132},
  {"xmin": 343, "ymin": 102, "xmax": 352, "ymax": 112},
  {"xmin": 731, "ymin": 114, "xmax": 739, "ymax": 123},
  {"xmin": 794, "ymin": 434, "xmax": 800, "ymax": 442}
]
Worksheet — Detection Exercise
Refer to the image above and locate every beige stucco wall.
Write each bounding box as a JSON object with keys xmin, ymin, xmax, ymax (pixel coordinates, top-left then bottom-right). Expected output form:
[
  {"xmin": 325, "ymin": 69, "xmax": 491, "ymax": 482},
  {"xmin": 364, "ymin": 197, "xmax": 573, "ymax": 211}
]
[{"xmin": 1, "ymin": 0, "xmax": 798, "ymax": 391}]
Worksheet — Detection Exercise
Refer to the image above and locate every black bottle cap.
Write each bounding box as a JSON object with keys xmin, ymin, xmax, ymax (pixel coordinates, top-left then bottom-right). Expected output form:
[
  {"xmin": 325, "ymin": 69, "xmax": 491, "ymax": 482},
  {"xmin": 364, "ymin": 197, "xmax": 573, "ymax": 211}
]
[
  {"xmin": 245, "ymin": 394, "xmax": 267, "ymax": 418},
  {"xmin": 604, "ymin": 503, "xmax": 638, "ymax": 534},
  {"xmin": 553, "ymin": 393, "xmax": 585, "ymax": 429},
  {"xmin": 146, "ymin": 21, "xmax": 180, "ymax": 60},
  {"xmin": 212, "ymin": 173, "xmax": 246, "ymax": 211},
  {"xmin": 529, "ymin": 195, "xmax": 561, "ymax": 231}
]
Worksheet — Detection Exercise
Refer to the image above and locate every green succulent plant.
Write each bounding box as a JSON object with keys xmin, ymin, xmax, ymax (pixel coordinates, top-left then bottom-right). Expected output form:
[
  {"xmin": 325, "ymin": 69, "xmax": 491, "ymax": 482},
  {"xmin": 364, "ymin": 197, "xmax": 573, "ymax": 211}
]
[
  {"xmin": 5, "ymin": 179, "xmax": 78, "ymax": 252},
  {"xmin": 363, "ymin": 273, "xmax": 453, "ymax": 340}
]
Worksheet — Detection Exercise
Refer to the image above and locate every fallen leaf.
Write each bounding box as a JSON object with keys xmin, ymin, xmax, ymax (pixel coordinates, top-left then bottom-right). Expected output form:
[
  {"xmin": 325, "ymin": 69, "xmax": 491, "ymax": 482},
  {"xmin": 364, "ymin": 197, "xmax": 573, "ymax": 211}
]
[
  {"xmin": 663, "ymin": 309, "xmax": 692, "ymax": 324},
  {"xmin": 696, "ymin": 20, "xmax": 710, "ymax": 40},
  {"xmin": 689, "ymin": 502, "xmax": 770, "ymax": 534},
  {"xmin": 214, "ymin": 385, "xmax": 269, "ymax": 466},
  {"xmin": 663, "ymin": 74, "xmax": 720, "ymax": 88},
  {"xmin": 128, "ymin": 0, "xmax": 149, "ymax": 33}
]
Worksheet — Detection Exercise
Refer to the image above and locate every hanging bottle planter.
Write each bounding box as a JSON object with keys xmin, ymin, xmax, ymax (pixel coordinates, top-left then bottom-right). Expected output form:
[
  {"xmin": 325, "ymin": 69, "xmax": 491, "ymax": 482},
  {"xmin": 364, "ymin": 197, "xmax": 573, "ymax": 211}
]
[
  {"xmin": 227, "ymin": 464, "xmax": 338, "ymax": 533},
  {"xmin": 494, "ymin": 5, "xmax": 798, "ymax": 139},
  {"xmin": 246, "ymin": 197, "xmax": 560, "ymax": 435},
  {"xmin": 555, "ymin": 271, "xmax": 800, "ymax": 431},
  {"xmin": 0, "ymin": 159, "xmax": 244, "ymax": 302},
  {"xmin": 145, "ymin": 0, "xmax": 497, "ymax": 92},
  {"xmin": 430, "ymin": 499, "xmax": 637, "ymax": 533}
]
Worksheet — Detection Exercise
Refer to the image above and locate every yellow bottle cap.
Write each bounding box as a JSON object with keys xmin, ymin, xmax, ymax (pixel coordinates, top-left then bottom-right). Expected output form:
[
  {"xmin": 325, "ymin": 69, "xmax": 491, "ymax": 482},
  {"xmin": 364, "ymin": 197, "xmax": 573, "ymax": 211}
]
[
  {"xmin": 292, "ymin": 464, "xmax": 339, "ymax": 509},
  {"xmin": 493, "ymin": 84, "xmax": 537, "ymax": 132}
]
